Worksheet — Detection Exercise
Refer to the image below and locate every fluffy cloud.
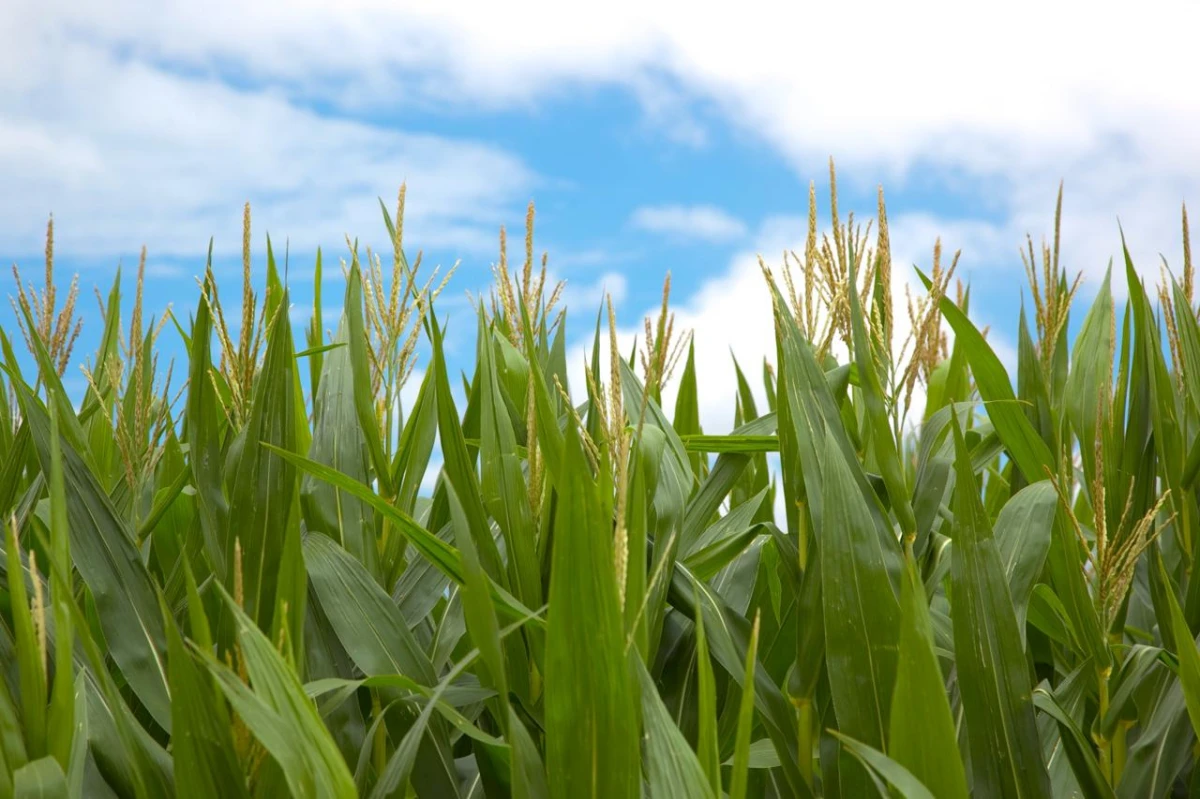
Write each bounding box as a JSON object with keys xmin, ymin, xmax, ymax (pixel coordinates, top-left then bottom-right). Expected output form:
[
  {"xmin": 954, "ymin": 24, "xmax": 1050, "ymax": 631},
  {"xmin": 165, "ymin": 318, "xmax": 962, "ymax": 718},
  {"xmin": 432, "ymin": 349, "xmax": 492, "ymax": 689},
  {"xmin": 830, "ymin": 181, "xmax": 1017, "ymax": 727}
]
[
  {"xmin": 4, "ymin": 0, "xmax": 1195, "ymax": 398},
  {"xmin": 0, "ymin": 17, "xmax": 535, "ymax": 260},
  {"xmin": 630, "ymin": 205, "xmax": 748, "ymax": 242},
  {"xmin": 6, "ymin": 0, "xmax": 1196, "ymax": 284}
]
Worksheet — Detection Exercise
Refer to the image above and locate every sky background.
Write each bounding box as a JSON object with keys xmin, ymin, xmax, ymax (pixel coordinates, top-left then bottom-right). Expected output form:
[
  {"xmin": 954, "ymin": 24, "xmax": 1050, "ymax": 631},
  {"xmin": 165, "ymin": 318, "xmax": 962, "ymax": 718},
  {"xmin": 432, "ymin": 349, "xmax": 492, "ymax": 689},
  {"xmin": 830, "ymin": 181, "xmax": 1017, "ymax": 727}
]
[{"xmin": 3, "ymin": 0, "xmax": 1200, "ymax": 434}]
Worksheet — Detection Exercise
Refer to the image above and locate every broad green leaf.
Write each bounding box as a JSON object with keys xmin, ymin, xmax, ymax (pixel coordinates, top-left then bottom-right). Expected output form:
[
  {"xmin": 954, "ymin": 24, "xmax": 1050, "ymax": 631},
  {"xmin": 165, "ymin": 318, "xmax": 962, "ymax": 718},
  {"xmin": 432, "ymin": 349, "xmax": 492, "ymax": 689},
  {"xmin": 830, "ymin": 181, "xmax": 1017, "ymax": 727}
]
[
  {"xmin": 186, "ymin": 277, "xmax": 230, "ymax": 579},
  {"xmin": 343, "ymin": 258, "xmax": 393, "ymax": 497},
  {"xmin": 4, "ymin": 520, "xmax": 45, "ymax": 759},
  {"xmin": 305, "ymin": 518, "xmax": 461, "ymax": 798},
  {"xmin": 994, "ymin": 481, "xmax": 1057, "ymax": 638},
  {"xmin": 1098, "ymin": 645, "xmax": 1164, "ymax": 738},
  {"xmin": 443, "ymin": 480, "xmax": 513, "ymax": 741},
  {"xmin": 270, "ymin": 445, "xmax": 542, "ymax": 628},
  {"xmin": 303, "ymin": 318, "xmax": 378, "ymax": 578},
  {"xmin": 948, "ymin": 413, "xmax": 1051, "ymax": 799},
  {"xmin": 477, "ymin": 317, "xmax": 542, "ymax": 615},
  {"xmin": 636, "ymin": 657, "xmax": 714, "ymax": 799},
  {"xmin": 225, "ymin": 286, "xmax": 298, "ymax": 631},
  {"xmin": 165, "ymin": 596, "xmax": 247, "ymax": 799},
  {"xmin": 1116, "ymin": 677, "xmax": 1193, "ymax": 798},
  {"xmin": 1032, "ymin": 689, "xmax": 1114, "ymax": 799},
  {"xmin": 0, "ymin": 663, "xmax": 29, "ymax": 795},
  {"xmin": 666, "ymin": 567, "xmax": 808, "ymax": 797},
  {"xmin": 1157, "ymin": 551, "xmax": 1200, "ymax": 740},
  {"xmin": 390, "ymin": 365, "xmax": 439, "ymax": 516},
  {"xmin": 304, "ymin": 534, "xmax": 435, "ymax": 684},
  {"xmin": 366, "ymin": 642, "xmax": 490, "ymax": 799},
  {"xmin": 12, "ymin": 757, "xmax": 67, "ymax": 799},
  {"xmin": 1065, "ymin": 269, "xmax": 1114, "ymax": 493},
  {"xmin": 43, "ymin": 403, "xmax": 73, "ymax": 771},
  {"xmin": 888, "ymin": 553, "xmax": 967, "ymax": 799},
  {"xmin": 13, "ymin": 379, "xmax": 172, "ymax": 734},
  {"xmin": 544, "ymin": 420, "xmax": 639, "ymax": 799},
  {"xmin": 820, "ymin": 433, "xmax": 899, "ymax": 781},
  {"xmin": 200, "ymin": 586, "xmax": 355, "ymax": 799},
  {"xmin": 430, "ymin": 314, "xmax": 506, "ymax": 587},
  {"xmin": 768, "ymin": 279, "xmax": 900, "ymax": 594},
  {"xmin": 921, "ymin": 268, "xmax": 1054, "ymax": 482},
  {"xmin": 829, "ymin": 732, "xmax": 936, "ymax": 799},
  {"xmin": 681, "ymin": 413, "xmax": 777, "ymax": 550},
  {"xmin": 1016, "ymin": 307, "xmax": 1055, "ymax": 474}
]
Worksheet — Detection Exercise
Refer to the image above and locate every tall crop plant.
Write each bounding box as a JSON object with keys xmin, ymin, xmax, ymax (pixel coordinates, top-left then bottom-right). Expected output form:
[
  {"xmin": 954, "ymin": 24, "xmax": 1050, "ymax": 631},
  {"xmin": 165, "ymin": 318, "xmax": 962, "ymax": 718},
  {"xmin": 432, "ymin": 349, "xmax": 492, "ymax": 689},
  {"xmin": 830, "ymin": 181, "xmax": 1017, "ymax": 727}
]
[{"xmin": 3, "ymin": 170, "xmax": 1200, "ymax": 798}]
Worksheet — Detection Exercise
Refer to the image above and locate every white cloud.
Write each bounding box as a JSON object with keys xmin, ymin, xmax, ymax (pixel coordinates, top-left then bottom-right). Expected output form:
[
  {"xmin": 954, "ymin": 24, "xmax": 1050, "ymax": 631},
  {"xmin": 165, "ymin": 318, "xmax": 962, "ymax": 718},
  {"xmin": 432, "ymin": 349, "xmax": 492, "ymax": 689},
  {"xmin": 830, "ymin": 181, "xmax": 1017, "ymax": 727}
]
[
  {"xmin": 0, "ymin": 22, "xmax": 535, "ymax": 260},
  {"xmin": 558, "ymin": 271, "xmax": 629, "ymax": 314},
  {"xmin": 5, "ymin": 0, "xmax": 1194, "ymax": 288},
  {"xmin": 630, "ymin": 205, "xmax": 747, "ymax": 242}
]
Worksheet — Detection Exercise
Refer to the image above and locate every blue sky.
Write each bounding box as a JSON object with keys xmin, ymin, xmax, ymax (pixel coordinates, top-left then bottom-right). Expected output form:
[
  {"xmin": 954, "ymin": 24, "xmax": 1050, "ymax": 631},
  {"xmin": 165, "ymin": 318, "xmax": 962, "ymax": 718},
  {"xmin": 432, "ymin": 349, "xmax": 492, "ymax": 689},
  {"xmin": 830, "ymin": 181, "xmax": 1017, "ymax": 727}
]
[{"xmin": 3, "ymin": 0, "xmax": 1199, "ymax": 431}]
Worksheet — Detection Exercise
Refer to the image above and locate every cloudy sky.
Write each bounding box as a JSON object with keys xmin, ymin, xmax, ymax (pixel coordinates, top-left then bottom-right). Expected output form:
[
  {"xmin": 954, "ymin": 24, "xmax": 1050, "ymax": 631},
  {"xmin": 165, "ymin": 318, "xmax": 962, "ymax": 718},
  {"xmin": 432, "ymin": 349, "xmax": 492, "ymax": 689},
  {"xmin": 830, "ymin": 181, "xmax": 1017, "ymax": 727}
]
[{"xmin": 3, "ymin": 0, "xmax": 1198, "ymax": 431}]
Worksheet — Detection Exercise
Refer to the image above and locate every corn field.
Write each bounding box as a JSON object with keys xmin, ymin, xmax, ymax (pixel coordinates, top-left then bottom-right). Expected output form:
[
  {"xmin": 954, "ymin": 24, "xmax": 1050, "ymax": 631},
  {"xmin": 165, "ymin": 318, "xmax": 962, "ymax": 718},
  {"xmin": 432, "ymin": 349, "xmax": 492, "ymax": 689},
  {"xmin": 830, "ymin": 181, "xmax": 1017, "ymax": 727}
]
[{"xmin": 2, "ymin": 175, "xmax": 1200, "ymax": 799}]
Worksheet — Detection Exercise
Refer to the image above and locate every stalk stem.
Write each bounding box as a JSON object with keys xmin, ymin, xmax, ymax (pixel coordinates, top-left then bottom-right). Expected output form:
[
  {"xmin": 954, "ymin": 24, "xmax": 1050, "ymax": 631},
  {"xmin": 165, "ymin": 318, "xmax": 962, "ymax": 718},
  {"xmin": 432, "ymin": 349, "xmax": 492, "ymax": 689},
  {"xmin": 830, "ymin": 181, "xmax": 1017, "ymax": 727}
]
[
  {"xmin": 1096, "ymin": 667, "xmax": 1113, "ymax": 784},
  {"xmin": 1112, "ymin": 721, "xmax": 1128, "ymax": 785},
  {"xmin": 797, "ymin": 697, "xmax": 814, "ymax": 787}
]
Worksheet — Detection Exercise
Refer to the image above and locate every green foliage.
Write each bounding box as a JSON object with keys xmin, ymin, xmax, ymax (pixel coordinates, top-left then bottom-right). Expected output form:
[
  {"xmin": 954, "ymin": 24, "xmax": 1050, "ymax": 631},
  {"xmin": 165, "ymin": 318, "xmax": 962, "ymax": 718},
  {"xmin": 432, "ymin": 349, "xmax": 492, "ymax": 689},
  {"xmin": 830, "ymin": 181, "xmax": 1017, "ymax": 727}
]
[{"xmin": 2, "ymin": 181, "xmax": 1199, "ymax": 799}]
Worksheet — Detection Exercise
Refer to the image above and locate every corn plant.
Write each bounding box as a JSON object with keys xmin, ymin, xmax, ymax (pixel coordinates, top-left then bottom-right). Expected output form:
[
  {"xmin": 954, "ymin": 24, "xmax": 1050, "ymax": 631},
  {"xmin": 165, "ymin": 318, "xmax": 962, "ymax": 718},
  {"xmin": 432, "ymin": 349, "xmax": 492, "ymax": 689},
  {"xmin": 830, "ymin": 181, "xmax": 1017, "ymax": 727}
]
[{"xmin": 2, "ymin": 170, "xmax": 1200, "ymax": 799}]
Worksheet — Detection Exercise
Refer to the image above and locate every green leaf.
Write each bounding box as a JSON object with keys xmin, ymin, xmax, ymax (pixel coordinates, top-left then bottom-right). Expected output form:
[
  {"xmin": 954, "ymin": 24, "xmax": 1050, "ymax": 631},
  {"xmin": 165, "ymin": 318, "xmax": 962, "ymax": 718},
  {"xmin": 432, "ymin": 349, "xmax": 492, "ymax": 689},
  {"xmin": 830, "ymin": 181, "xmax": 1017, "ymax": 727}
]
[
  {"xmin": 186, "ymin": 277, "xmax": 230, "ymax": 579},
  {"xmin": 303, "ymin": 318, "xmax": 378, "ymax": 578},
  {"xmin": 303, "ymin": 534, "xmax": 436, "ymax": 685},
  {"xmin": 390, "ymin": 365, "xmax": 439, "ymax": 517},
  {"xmin": 1032, "ymin": 689, "xmax": 1115, "ymax": 799},
  {"xmin": 820, "ymin": 433, "xmax": 899, "ymax": 778},
  {"xmin": 544, "ymin": 419, "xmax": 639, "ymax": 799},
  {"xmin": 165, "ymin": 593, "xmax": 247, "ymax": 799},
  {"xmin": 1098, "ymin": 645, "xmax": 1163, "ymax": 738},
  {"xmin": 343, "ymin": 258, "xmax": 393, "ymax": 498},
  {"xmin": 848, "ymin": 247, "xmax": 916, "ymax": 539},
  {"xmin": 271, "ymin": 443, "xmax": 542, "ymax": 628},
  {"xmin": 443, "ymin": 480, "xmax": 511, "ymax": 723},
  {"xmin": 673, "ymin": 340, "xmax": 705, "ymax": 476},
  {"xmin": 199, "ymin": 586, "xmax": 355, "ymax": 799},
  {"xmin": 4, "ymin": 520, "xmax": 45, "ymax": 759},
  {"xmin": 12, "ymin": 757, "xmax": 68, "ymax": 799},
  {"xmin": 680, "ymin": 435, "xmax": 778, "ymax": 453},
  {"xmin": 920, "ymin": 268, "xmax": 1054, "ymax": 483},
  {"xmin": 1065, "ymin": 269, "xmax": 1114, "ymax": 492},
  {"xmin": 477, "ymin": 317, "xmax": 542, "ymax": 618},
  {"xmin": 13, "ymin": 379, "xmax": 172, "ymax": 734},
  {"xmin": 728, "ymin": 612, "xmax": 760, "ymax": 799},
  {"xmin": 43, "ymin": 402, "xmax": 73, "ymax": 771},
  {"xmin": 768, "ymin": 278, "xmax": 899, "ymax": 582},
  {"xmin": 994, "ymin": 481, "xmax": 1057, "ymax": 639},
  {"xmin": 366, "ymin": 643, "xmax": 490, "ymax": 799},
  {"xmin": 430, "ymin": 314, "xmax": 506, "ymax": 589},
  {"xmin": 1157, "ymin": 551, "xmax": 1200, "ymax": 740},
  {"xmin": 692, "ymin": 588, "xmax": 721, "ymax": 798},
  {"xmin": 828, "ymin": 732, "xmax": 937, "ymax": 799},
  {"xmin": 666, "ymin": 567, "xmax": 808, "ymax": 797},
  {"xmin": 304, "ymin": 530, "xmax": 462, "ymax": 798},
  {"xmin": 225, "ymin": 286, "xmax": 298, "ymax": 631},
  {"xmin": 948, "ymin": 413, "xmax": 1051, "ymax": 798},
  {"xmin": 888, "ymin": 553, "xmax": 967, "ymax": 799},
  {"xmin": 1116, "ymin": 677, "xmax": 1193, "ymax": 797},
  {"xmin": 0, "ymin": 663, "xmax": 29, "ymax": 795},
  {"xmin": 636, "ymin": 657, "xmax": 714, "ymax": 799}
]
